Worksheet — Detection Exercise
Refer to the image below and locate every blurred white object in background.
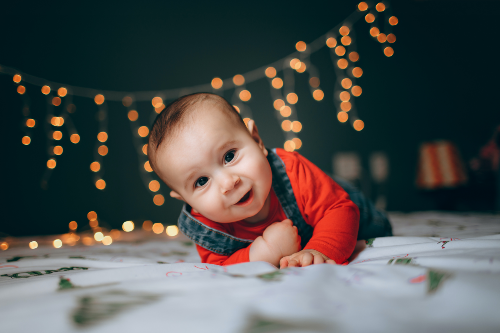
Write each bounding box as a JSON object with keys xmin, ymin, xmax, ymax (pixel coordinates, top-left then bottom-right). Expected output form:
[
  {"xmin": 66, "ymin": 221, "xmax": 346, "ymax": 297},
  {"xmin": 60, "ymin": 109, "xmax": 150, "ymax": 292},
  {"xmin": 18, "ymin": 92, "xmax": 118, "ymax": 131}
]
[
  {"xmin": 332, "ymin": 153, "xmax": 361, "ymax": 181},
  {"xmin": 370, "ymin": 152, "xmax": 389, "ymax": 183}
]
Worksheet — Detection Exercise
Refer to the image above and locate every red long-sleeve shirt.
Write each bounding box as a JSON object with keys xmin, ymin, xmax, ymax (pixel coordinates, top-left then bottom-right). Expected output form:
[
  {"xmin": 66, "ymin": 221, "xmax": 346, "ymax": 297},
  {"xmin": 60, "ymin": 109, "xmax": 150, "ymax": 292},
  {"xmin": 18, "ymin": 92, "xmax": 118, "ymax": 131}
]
[{"xmin": 193, "ymin": 148, "xmax": 360, "ymax": 265}]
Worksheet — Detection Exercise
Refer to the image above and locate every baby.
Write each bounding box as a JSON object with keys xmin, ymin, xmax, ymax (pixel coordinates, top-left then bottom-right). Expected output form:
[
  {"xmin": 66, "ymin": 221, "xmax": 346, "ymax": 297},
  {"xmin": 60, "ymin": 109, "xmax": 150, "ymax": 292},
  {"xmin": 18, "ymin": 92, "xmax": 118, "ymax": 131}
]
[{"xmin": 148, "ymin": 93, "xmax": 392, "ymax": 268}]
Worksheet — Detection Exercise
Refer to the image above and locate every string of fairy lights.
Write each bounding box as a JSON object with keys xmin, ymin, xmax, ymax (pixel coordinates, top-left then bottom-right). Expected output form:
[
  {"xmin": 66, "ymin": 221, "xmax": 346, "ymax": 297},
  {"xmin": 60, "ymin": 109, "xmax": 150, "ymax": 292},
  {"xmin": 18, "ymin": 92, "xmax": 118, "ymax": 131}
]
[{"xmin": 0, "ymin": 1, "xmax": 398, "ymax": 250}]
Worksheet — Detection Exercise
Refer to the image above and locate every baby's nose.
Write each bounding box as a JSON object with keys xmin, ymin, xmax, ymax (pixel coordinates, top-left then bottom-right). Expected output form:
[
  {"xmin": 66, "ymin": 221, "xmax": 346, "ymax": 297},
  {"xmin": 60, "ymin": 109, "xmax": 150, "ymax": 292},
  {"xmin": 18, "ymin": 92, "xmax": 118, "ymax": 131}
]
[{"xmin": 220, "ymin": 174, "xmax": 241, "ymax": 194}]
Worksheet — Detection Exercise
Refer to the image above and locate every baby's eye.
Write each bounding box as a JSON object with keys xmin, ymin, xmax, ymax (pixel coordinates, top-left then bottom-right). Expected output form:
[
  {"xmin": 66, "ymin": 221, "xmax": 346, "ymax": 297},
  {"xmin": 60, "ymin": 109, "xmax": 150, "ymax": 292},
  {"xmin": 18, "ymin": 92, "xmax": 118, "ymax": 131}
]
[
  {"xmin": 224, "ymin": 150, "xmax": 235, "ymax": 164},
  {"xmin": 195, "ymin": 177, "xmax": 209, "ymax": 188}
]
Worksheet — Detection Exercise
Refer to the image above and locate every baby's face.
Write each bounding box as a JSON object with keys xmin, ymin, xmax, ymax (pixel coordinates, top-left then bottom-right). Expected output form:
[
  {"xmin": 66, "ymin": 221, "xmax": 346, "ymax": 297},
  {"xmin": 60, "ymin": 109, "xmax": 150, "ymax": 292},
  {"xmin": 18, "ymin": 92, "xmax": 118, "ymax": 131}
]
[{"xmin": 155, "ymin": 104, "xmax": 272, "ymax": 223}]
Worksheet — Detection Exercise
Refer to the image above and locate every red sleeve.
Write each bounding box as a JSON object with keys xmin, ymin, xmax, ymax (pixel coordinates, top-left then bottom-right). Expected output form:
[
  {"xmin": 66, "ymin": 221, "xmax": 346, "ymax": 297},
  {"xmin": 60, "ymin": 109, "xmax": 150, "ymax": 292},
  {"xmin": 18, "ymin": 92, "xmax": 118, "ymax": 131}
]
[
  {"xmin": 196, "ymin": 244, "xmax": 251, "ymax": 266},
  {"xmin": 276, "ymin": 149, "xmax": 360, "ymax": 264}
]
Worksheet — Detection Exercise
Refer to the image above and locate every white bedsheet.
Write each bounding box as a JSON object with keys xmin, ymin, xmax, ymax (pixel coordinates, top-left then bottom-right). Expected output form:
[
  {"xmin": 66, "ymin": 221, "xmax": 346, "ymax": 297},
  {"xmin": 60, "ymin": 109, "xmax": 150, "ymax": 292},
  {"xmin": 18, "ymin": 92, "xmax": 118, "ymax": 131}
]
[{"xmin": 1, "ymin": 212, "xmax": 500, "ymax": 333}]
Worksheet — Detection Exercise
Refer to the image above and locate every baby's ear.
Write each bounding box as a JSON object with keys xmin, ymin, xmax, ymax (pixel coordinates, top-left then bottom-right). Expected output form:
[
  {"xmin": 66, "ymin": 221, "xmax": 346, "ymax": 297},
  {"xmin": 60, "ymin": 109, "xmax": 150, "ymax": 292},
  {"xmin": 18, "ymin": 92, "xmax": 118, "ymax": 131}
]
[
  {"xmin": 170, "ymin": 191, "xmax": 185, "ymax": 202},
  {"xmin": 246, "ymin": 119, "xmax": 268, "ymax": 156}
]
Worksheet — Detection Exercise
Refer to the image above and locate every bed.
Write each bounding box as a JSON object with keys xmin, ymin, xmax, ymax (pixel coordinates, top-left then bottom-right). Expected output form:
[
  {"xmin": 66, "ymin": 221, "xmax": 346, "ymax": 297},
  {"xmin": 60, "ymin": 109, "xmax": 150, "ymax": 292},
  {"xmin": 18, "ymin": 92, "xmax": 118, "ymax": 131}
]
[{"xmin": 1, "ymin": 211, "xmax": 499, "ymax": 332}]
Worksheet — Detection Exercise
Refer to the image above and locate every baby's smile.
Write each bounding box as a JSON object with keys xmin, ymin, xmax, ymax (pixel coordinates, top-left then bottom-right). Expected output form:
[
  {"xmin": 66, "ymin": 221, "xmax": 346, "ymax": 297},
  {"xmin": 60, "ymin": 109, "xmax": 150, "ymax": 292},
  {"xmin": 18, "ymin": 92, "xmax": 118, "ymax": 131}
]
[{"xmin": 235, "ymin": 188, "xmax": 253, "ymax": 206}]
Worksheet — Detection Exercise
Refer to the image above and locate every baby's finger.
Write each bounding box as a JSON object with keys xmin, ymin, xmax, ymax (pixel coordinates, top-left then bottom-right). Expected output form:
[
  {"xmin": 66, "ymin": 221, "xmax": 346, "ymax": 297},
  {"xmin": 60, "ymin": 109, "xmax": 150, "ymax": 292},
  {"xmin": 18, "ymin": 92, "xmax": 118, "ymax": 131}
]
[
  {"xmin": 279, "ymin": 257, "xmax": 289, "ymax": 269},
  {"xmin": 313, "ymin": 254, "xmax": 325, "ymax": 265},
  {"xmin": 300, "ymin": 253, "xmax": 314, "ymax": 267},
  {"xmin": 326, "ymin": 259, "xmax": 337, "ymax": 265},
  {"xmin": 288, "ymin": 258, "xmax": 299, "ymax": 267}
]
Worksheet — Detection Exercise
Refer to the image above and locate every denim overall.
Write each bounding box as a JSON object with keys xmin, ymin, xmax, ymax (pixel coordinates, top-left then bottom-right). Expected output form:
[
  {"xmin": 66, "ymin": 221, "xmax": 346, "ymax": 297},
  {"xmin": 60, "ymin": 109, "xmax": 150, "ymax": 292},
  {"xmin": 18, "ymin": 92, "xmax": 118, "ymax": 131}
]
[{"xmin": 177, "ymin": 149, "xmax": 392, "ymax": 256}]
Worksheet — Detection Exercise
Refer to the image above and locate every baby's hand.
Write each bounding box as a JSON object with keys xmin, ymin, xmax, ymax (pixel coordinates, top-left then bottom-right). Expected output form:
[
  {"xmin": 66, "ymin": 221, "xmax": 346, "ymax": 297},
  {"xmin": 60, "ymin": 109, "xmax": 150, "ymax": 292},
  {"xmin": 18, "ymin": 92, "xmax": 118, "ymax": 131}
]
[
  {"xmin": 249, "ymin": 219, "xmax": 301, "ymax": 266},
  {"xmin": 279, "ymin": 249, "xmax": 336, "ymax": 269}
]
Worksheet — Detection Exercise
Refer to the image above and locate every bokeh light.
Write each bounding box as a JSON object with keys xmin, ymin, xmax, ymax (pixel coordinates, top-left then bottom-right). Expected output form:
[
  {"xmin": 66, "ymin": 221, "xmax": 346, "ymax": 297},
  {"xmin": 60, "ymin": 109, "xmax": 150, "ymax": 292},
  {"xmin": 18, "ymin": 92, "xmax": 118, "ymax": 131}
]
[
  {"xmin": 89, "ymin": 219, "xmax": 98, "ymax": 228},
  {"xmin": 96, "ymin": 179, "xmax": 106, "ymax": 190},
  {"xmin": 335, "ymin": 46, "xmax": 346, "ymax": 56},
  {"xmin": 280, "ymin": 106, "xmax": 292, "ymax": 117},
  {"xmin": 313, "ymin": 89, "xmax": 324, "ymax": 101},
  {"xmin": 58, "ymin": 87, "xmax": 68, "ymax": 97},
  {"xmin": 337, "ymin": 59, "xmax": 348, "ymax": 69},
  {"xmin": 87, "ymin": 211, "xmax": 97, "ymax": 221},
  {"xmin": 339, "ymin": 26, "xmax": 350, "ymax": 36},
  {"xmin": 352, "ymin": 67, "xmax": 363, "ymax": 78},
  {"xmin": 377, "ymin": 33, "xmax": 387, "ymax": 43},
  {"xmin": 326, "ymin": 37, "xmax": 337, "ymax": 48},
  {"xmin": 358, "ymin": 2, "xmax": 368, "ymax": 11},
  {"xmin": 233, "ymin": 105, "xmax": 240, "ymax": 113},
  {"xmin": 349, "ymin": 52, "xmax": 360, "ymax": 62},
  {"xmin": 341, "ymin": 36, "xmax": 352, "ymax": 46},
  {"xmin": 41, "ymin": 85, "xmax": 51, "ymax": 95},
  {"xmin": 143, "ymin": 220, "xmax": 153, "ymax": 231},
  {"xmin": 292, "ymin": 138, "xmax": 302, "ymax": 150},
  {"xmin": 389, "ymin": 16, "xmax": 398, "ymax": 25},
  {"xmin": 122, "ymin": 96, "xmax": 133, "ymax": 107},
  {"xmin": 94, "ymin": 94, "xmax": 105, "ymax": 105},
  {"xmin": 274, "ymin": 99, "xmax": 285, "ymax": 110},
  {"xmin": 309, "ymin": 77, "xmax": 320, "ymax": 88},
  {"xmin": 384, "ymin": 47, "xmax": 394, "ymax": 57},
  {"xmin": 128, "ymin": 110, "xmax": 139, "ymax": 121},
  {"xmin": 211, "ymin": 78, "xmax": 223, "ymax": 89},
  {"xmin": 376, "ymin": 2, "xmax": 386, "ymax": 12},
  {"xmin": 52, "ymin": 97, "xmax": 62, "ymax": 106},
  {"xmin": 102, "ymin": 236, "xmax": 112, "ymax": 246},
  {"xmin": 47, "ymin": 159, "xmax": 56, "ymax": 169},
  {"xmin": 149, "ymin": 180, "xmax": 160, "ymax": 192},
  {"xmin": 284, "ymin": 140, "xmax": 296, "ymax": 152},
  {"xmin": 0, "ymin": 242, "xmax": 8, "ymax": 250},
  {"xmin": 166, "ymin": 225, "xmax": 179, "ymax": 237},
  {"xmin": 29, "ymin": 241, "xmax": 38, "ymax": 249},
  {"xmin": 153, "ymin": 194, "xmax": 165, "ymax": 206},
  {"xmin": 352, "ymin": 86, "xmax": 363, "ymax": 96},
  {"xmin": 53, "ymin": 239, "xmax": 62, "ymax": 248},
  {"xmin": 138, "ymin": 126, "xmax": 149, "ymax": 137},
  {"xmin": 26, "ymin": 119, "xmax": 35, "ymax": 127},
  {"xmin": 387, "ymin": 33, "xmax": 396, "ymax": 43},
  {"xmin": 365, "ymin": 13, "xmax": 375, "ymax": 23},
  {"xmin": 354, "ymin": 119, "xmax": 365, "ymax": 131},
  {"xmin": 13, "ymin": 74, "xmax": 21, "ymax": 83},
  {"xmin": 152, "ymin": 223, "xmax": 164, "ymax": 234},
  {"xmin": 341, "ymin": 78, "xmax": 353, "ymax": 89},
  {"xmin": 53, "ymin": 131, "xmax": 62, "ymax": 140},
  {"xmin": 90, "ymin": 161, "xmax": 101, "ymax": 172},
  {"xmin": 239, "ymin": 90, "xmax": 251, "ymax": 102},
  {"xmin": 97, "ymin": 132, "xmax": 108, "ymax": 142},
  {"xmin": 370, "ymin": 27, "xmax": 380, "ymax": 37},
  {"xmin": 296, "ymin": 41, "xmax": 307, "ymax": 52},
  {"xmin": 70, "ymin": 134, "xmax": 80, "ymax": 143},
  {"xmin": 94, "ymin": 232, "xmax": 104, "ymax": 241},
  {"xmin": 22, "ymin": 136, "xmax": 31, "ymax": 145},
  {"xmin": 272, "ymin": 78, "xmax": 283, "ymax": 89},
  {"xmin": 82, "ymin": 237, "xmax": 94, "ymax": 246},
  {"xmin": 290, "ymin": 58, "xmax": 300, "ymax": 69},
  {"xmin": 292, "ymin": 121, "xmax": 302, "ymax": 133},
  {"xmin": 338, "ymin": 111, "xmax": 349, "ymax": 123},
  {"xmin": 281, "ymin": 120, "xmax": 292, "ymax": 131},
  {"xmin": 98, "ymin": 145, "xmax": 108, "ymax": 156},
  {"xmin": 144, "ymin": 161, "xmax": 153, "ymax": 172},
  {"xmin": 123, "ymin": 221, "xmax": 135, "ymax": 232},
  {"xmin": 340, "ymin": 91, "xmax": 351, "ymax": 102},
  {"xmin": 53, "ymin": 146, "xmax": 63, "ymax": 155},
  {"xmin": 67, "ymin": 104, "xmax": 76, "ymax": 113},
  {"xmin": 233, "ymin": 74, "xmax": 245, "ymax": 86},
  {"xmin": 296, "ymin": 62, "xmax": 307, "ymax": 73},
  {"xmin": 69, "ymin": 221, "xmax": 78, "ymax": 230},
  {"xmin": 287, "ymin": 93, "xmax": 298, "ymax": 104},
  {"xmin": 142, "ymin": 144, "xmax": 148, "ymax": 155},
  {"xmin": 151, "ymin": 97, "xmax": 163, "ymax": 108},
  {"xmin": 265, "ymin": 67, "xmax": 277, "ymax": 78},
  {"xmin": 341, "ymin": 101, "xmax": 352, "ymax": 111},
  {"xmin": 17, "ymin": 85, "xmax": 26, "ymax": 94}
]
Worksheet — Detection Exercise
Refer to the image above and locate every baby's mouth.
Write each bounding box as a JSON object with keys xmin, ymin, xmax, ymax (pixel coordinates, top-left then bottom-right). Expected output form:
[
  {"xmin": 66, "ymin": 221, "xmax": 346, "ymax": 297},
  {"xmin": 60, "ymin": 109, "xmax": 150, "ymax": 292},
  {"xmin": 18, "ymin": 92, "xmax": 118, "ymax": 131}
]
[{"xmin": 235, "ymin": 189, "xmax": 253, "ymax": 206}]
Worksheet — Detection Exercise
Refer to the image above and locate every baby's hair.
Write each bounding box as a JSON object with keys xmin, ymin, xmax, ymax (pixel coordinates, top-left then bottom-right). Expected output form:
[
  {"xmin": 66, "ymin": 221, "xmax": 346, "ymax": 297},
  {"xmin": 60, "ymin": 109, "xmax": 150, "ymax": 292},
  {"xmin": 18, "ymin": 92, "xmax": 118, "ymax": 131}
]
[{"xmin": 148, "ymin": 92, "xmax": 245, "ymax": 175}]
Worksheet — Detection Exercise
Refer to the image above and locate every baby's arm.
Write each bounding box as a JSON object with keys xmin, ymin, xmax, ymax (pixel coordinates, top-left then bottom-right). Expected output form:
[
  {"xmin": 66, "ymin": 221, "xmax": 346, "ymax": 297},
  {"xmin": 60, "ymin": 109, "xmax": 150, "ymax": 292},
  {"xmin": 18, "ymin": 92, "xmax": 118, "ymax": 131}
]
[{"xmin": 249, "ymin": 219, "xmax": 301, "ymax": 267}]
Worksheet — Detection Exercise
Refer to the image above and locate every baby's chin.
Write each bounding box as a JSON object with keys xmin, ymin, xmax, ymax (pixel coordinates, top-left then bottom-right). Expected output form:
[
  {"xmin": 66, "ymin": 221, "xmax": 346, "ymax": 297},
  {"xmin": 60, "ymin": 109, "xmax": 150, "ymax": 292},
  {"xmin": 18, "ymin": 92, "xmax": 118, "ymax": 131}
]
[{"xmin": 196, "ymin": 205, "xmax": 263, "ymax": 224}]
